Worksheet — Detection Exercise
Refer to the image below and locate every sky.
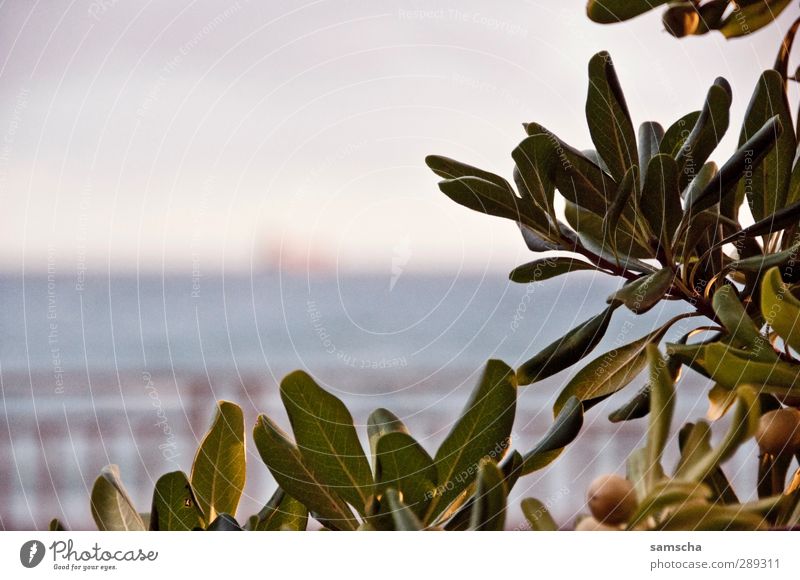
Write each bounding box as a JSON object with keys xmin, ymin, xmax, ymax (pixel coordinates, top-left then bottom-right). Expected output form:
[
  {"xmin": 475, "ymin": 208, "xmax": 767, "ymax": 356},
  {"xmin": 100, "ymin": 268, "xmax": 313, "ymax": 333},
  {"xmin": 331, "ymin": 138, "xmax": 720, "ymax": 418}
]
[{"xmin": 0, "ymin": 0, "xmax": 798, "ymax": 275}]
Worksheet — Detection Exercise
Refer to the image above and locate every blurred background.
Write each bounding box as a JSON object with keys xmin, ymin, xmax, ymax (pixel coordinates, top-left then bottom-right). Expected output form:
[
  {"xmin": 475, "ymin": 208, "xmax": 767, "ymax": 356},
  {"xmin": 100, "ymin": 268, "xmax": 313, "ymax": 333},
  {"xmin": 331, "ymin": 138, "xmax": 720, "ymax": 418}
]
[{"xmin": 1, "ymin": 0, "xmax": 797, "ymax": 529}]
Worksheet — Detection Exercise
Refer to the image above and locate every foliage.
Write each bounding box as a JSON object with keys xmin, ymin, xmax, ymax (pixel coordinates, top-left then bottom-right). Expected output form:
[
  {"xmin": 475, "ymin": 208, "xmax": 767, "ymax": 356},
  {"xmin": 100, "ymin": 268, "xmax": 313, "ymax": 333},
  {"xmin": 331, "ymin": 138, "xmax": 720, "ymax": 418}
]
[{"xmin": 586, "ymin": 0, "xmax": 796, "ymax": 40}]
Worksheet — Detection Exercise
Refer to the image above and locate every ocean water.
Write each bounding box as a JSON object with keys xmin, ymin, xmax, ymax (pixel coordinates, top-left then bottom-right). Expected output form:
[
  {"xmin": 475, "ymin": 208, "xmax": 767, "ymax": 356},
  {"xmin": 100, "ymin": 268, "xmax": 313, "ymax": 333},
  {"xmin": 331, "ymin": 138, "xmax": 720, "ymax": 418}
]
[{"xmin": 0, "ymin": 269, "xmax": 758, "ymax": 529}]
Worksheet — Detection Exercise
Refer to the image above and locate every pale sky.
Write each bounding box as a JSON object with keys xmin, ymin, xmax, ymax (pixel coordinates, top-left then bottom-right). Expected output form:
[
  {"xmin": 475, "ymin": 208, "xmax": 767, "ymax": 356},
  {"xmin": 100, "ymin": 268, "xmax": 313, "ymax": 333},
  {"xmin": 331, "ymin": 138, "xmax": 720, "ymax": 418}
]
[{"xmin": 1, "ymin": 0, "xmax": 798, "ymax": 274}]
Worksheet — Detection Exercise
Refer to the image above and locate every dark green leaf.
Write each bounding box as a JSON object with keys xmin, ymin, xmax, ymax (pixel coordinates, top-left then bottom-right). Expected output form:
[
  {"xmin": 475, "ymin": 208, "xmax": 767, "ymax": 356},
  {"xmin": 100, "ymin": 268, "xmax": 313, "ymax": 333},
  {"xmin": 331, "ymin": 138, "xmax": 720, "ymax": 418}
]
[
  {"xmin": 366, "ymin": 408, "xmax": 408, "ymax": 470},
  {"xmin": 384, "ymin": 488, "xmax": 424, "ymax": 531},
  {"xmin": 565, "ymin": 200, "xmax": 654, "ymax": 262},
  {"xmin": 469, "ymin": 460, "xmax": 507, "ymax": 531},
  {"xmin": 517, "ymin": 303, "xmax": 618, "ymax": 385},
  {"xmin": 607, "ymin": 268, "xmax": 674, "ymax": 314},
  {"xmin": 512, "ymin": 132, "xmax": 558, "ymax": 216},
  {"xmin": 522, "ymin": 396, "xmax": 583, "ymax": 474},
  {"xmin": 712, "ymin": 284, "xmax": 775, "ymax": 358},
  {"xmin": 206, "ymin": 514, "xmax": 242, "ymax": 531},
  {"xmin": 603, "ymin": 167, "xmax": 639, "ymax": 251},
  {"xmin": 660, "ymin": 111, "xmax": 700, "ymax": 156},
  {"xmin": 151, "ymin": 471, "xmax": 204, "ymax": 531},
  {"xmin": 375, "ymin": 432, "xmax": 437, "ymax": 517},
  {"xmin": 249, "ymin": 488, "xmax": 308, "ymax": 531},
  {"xmin": 638, "ymin": 122, "xmax": 665, "ymax": 180},
  {"xmin": 729, "ymin": 242, "xmax": 800, "ymax": 272},
  {"xmin": 49, "ymin": 519, "xmax": 66, "ymax": 531},
  {"xmin": 719, "ymin": 0, "xmax": 793, "ymax": 38},
  {"xmin": 90, "ymin": 465, "xmax": 146, "ymax": 531},
  {"xmin": 551, "ymin": 141, "xmax": 617, "ymax": 216},
  {"xmin": 437, "ymin": 176, "xmax": 531, "ymax": 225},
  {"xmin": 425, "ymin": 360, "xmax": 516, "ymax": 521},
  {"xmin": 509, "ymin": 256, "xmax": 596, "ymax": 284},
  {"xmin": 687, "ymin": 115, "xmax": 783, "ymax": 213},
  {"xmin": 425, "ymin": 155, "xmax": 510, "ymax": 187},
  {"xmin": 737, "ymin": 70, "xmax": 796, "ymax": 221},
  {"xmin": 190, "ymin": 401, "xmax": 246, "ymax": 522},
  {"xmin": 675, "ymin": 79, "xmax": 731, "ymax": 190},
  {"xmin": 644, "ymin": 345, "xmax": 675, "ymax": 490},
  {"xmin": 586, "ymin": 51, "xmax": 637, "ymax": 181},
  {"xmin": 553, "ymin": 316, "xmax": 684, "ymax": 414},
  {"xmin": 586, "ymin": 0, "xmax": 669, "ymax": 23},
  {"xmin": 641, "ymin": 154, "xmax": 682, "ymax": 248},
  {"xmin": 280, "ymin": 371, "xmax": 374, "ymax": 516},
  {"xmin": 253, "ymin": 415, "xmax": 357, "ymax": 530}
]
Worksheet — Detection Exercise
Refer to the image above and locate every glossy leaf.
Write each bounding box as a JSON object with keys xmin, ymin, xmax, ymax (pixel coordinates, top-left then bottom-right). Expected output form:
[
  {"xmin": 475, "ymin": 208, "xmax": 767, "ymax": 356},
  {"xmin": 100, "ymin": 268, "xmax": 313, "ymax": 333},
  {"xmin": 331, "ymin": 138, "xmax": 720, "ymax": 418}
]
[
  {"xmin": 509, "ymin": 256, "xmax": 596, "ymax": 284},
  {"xmin": 190, "ymin": 401, "xmax": 246, "ymax": 522},
  {"xmin": 550, "ymin": 140, "xmax": 616, "ymax": 216},
  {"xmin": 90, "ymin": 465, "xmax": 146, "ymax": 531},
  {"xmin": 737, "ymin": 70, "xmax": 796, "ymax": 221},
  {"xmin": 437, "ymin": 176, "xmax": 531, "ymax": 225},
  {"xmin": 49, "ymin": 519, "xmax": 66, "ymax": 531},
  {"xmin": 425, "ymin": 360, "xmax": 516, "ymax": 521},
  {"xmin": 729, "ymin": 243, "xmax": 800, "ymax": 273},
  {"xmin": 761, "ymin": 267, "xmax": 800, "ymax": 353},
  {"xmin": 517, "ymin": 303, "xmax": 618, "ymax": 385},
  {"xmin": 521, "ymin": 498, "xmax": 557, "ymax": 531},
  {"xmin": 603, "ymin": 167, "xmax": 638, "ymax": 251},
  {"xmin": 150, "ymin": 471, "xmax": 204, "ymax": 531},
  {"xmin": 712, "ymin": 284, "xmax": 775, "ymax": 359},
  {"xmin": 366, "ymin": 408, "xmax": 408, "ymax": 472},
  {"xmin": 586, "ymin": 51, "xmax": 637, "ymax": 182},
  {"xmin": 512, "ymin": 132, "xmax": 558, "ymax": 216},
  {"xmin": 206, "ymin": 514, "xmax": 242, "ymax": 531},
  {"xmin": 565, "ymin": 200, "xmax": 654, "ymax": 262},
  {"xmin": 627, "ymin": 481, "xmax": 712, "ymax": 529},
  {"xmin": 607, "ymin": 268, "xmax": 674, "ymax": 314},
  {"xmin": 645, "ymin": 345, "xmax": 675, "ymax": 490},
  {"xmin": 253, "ymin": 415, "xmax": 357, "ymax": 530},
  {"xmin": 660, "ymin": 111, "xmax": 700, "ymax": 156},
  {"xmin": 469, "ymin": 460, "xmax": 507, "ymax": 531},
  {"xmin": 707, "ymin": 384, "xmax": 738, "ymax": 421},
  {"xmin": 659, "ymin": 504, "xmax": 767, "ymax": 530},
  {"xmin": 426, "ymin": 155, "xmax": 510, "ymax": 187}
]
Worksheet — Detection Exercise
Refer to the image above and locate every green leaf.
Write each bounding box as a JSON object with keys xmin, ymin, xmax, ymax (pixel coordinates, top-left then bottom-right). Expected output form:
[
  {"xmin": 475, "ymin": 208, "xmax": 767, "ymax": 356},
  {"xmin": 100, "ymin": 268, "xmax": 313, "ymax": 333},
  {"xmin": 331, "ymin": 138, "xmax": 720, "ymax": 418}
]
[
  {"xmin": 712, "ymin": 284, "xmax": 775, "ymax": 358},
  {"xmin": 675, "ymin": 79, "xmax": 731, "ymax": 190},
  {"xmin": 667, "ymin": 342, "xmax": 800, "ymax": 393},
  {"xmin": 366, "ymin": 408, "xmax": 408, "ymax": 472},
  {"xmin": 565, "ymin": 200, "xmax": 654, "ymax": 261},
  {"xmin": 720, "ymin": 200, "xmax": 800, "ymax": 244},
  {"xmin": 660, "ymin": 111, "xmax": 700, "ymax": 156},
  {"xmin": 512, "ymin": 132, "xmax": 558, "ymax": 216},
  {"xmin": 384, "ymin": 488, "xmax": 424, "ymax": 531},
  {"xmin": 607, "ymin": 268, "xmax": 674, "ymax": 314},
  {"xmin": 206, "ymin": 514, "xmax": 242, "ymax": 531},
  {"xmin": 719, "ymin": 0, "xmax": 793, "ymax": 38},
  {"xmin": 48, "ymin": 518, "xmax": 66, "ymax": 531},
  {"xmin": 509, "ymin": 256, "xmax": 597, "ymax": 284},
  {"xmin": 627, "ymin": 481, "xmax": 712, "ymax": 529},
  {"xmin": 707, "ymin": 384, "xmax": 738, "ymax": 421},
  {"xmin": 520, "ymin": 498, "xmax": 558, "ymax": 531},
  {"xmin": 150, "ymin": 471, "xmax": 205, "ymax": 531},
  {"xmin": 517, "ymin": 304, "xmax": 618, "ymax": 385},
  {"xmin": 729, "ymin": 242, "xmax": 800, "ymax": 273},
  {"xmin": 687, "ymin": 115, "xmax": 783, "ymax": 213},
  {"xmin": 586, "ymin": 51, "xmax": 637, "ymax": 182},
  {"xmin": 608, "ymin": 385, "xmax": 651, "ymax": 422},
  {"xmin": 659, "ymin": 504, "xmax": 767, "ymax": 530},
  {"xmin": 425, "ymin": 360, "xmax": 516, "ymax": 522},
  {"xmin": 90, "ymin": 465, "xmax": 146, "ymax": 531},
  {"xmin": 586, "ymin": 0, "xmax": 669, "ymax": 23},
  {"xmin": 248, "ymin": 488, "xmax": 308, "ymax": 531},
  {"xmin": 641, "ymin": 154, "xmax": 682, "ymax": 248},
  {"xmin": 469, "ymin": 460, "xmax": 507, "ymax": 531},
  {"xmin": 644, "ymin": 345, "xmax": 675, "ymax": 490},
  {"xmin": 437, "ymin": 176, "xmax": 532, "ymax": 225},
  {"xmin": 253, "ymin": 415, "xmax": 357, "ymax": 530},
  {"xmin": 603, "ymin": 167, "xmax": 639, "ymax": 252},
  {"xmin": 425, "ymin": 155, "xmax": 510, "ymax": 187},
  {"xmin": 375, "ymin": 431, "xmax": 437, "ymax": 517},
  {"xmin": 522, "ymin": 396, "xmax": 583, "ymax": 474},
  {"xmin": 638, "ymin": 122, "xmax": 665, "ymax": 179},
  {"xmin": 761, "ymin": 267, "xmax": 800, "ymax": 352},
  {"xmin": 551, "ymin": 142, "xmax": 617, "ymax": 216},
  {"xmin": 737, "ymin": 70, "xmax": 796, "ymax": 221},
  {"xmin": 675, "ymin": 387, "xmax": 760, "ymax": 483},
  {"xmin": 190, "ymin": 400, "xmax": 246, "ymax": 522},
  {"xmin": 280, "ymin": 371, "xmax": 374, "ymax": 516},
  {"xmin": 553, "ymin": 316, "xmax": 683, "ymax": 414}
]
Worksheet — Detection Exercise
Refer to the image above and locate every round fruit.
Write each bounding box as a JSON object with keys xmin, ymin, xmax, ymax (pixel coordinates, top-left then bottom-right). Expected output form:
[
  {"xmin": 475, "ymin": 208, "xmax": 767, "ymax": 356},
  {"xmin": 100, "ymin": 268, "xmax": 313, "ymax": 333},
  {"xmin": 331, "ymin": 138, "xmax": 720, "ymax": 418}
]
[
  {"xmin": 587, "ymin": 474, "xmax": 637, "ymax": 525},
  {"xmin": 755, "ymin": 408, "xmax": 800, "ymax": 456},
  {"xmin": 574, "ymin": 516, "xmax": 619, "ymax": 531}
]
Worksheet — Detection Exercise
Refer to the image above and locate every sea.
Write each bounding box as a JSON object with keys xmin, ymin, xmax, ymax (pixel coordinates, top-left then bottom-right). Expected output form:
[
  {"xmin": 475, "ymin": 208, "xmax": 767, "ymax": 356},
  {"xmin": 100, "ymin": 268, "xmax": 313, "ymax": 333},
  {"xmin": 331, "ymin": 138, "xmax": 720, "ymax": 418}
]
[{"xmin": 0, "ymin": 269, "xmax": 758, "ymax": 530}]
